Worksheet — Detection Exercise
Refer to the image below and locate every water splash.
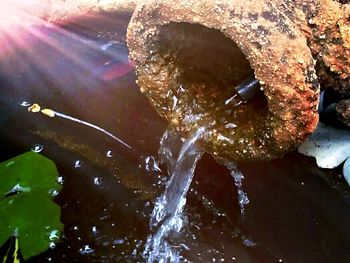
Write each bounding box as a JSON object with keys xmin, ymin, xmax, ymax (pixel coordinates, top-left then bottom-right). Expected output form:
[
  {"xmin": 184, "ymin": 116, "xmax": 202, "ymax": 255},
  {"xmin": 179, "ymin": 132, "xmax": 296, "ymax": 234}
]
[
  {"xmin": 143, "ymin": 127, "xmax": 205, "ymax": 262},
  {"xmin": 31, "ymin": 143, "xmax": 43, "ymax": 153},
  {"xmin": 226, "ymin": 162, "xmax": 250, "ymax": 215},
  {"xmin": 144, "ymin": 156, "xmax": 162, "ymax": 173}
]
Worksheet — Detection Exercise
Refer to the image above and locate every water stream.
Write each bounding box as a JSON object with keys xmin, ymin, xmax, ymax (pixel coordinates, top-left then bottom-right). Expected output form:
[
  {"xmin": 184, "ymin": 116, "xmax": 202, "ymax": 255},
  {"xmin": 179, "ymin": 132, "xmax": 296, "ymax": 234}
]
[
  {"xmin": 143, "ymin": 127, "xmax": 205, "ymax": 262},
  {"xmin": 226, "ymin": 162, "xmax": 250, "ymax": 215},
  {"xmin": 143, "ymin": 124, "xmax": 251, "ymax": 262}
]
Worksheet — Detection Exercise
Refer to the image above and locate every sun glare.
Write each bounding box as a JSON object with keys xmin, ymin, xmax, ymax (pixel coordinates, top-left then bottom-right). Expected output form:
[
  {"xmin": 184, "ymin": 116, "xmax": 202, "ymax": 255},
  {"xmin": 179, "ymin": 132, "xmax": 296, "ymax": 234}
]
[
  {"xmin": 0, "ymin": 0, "xmax": 133, "ymax": 94},
  {"xmin": 0, "ymin": 0, "xmax": 49, "ymax": 28}
]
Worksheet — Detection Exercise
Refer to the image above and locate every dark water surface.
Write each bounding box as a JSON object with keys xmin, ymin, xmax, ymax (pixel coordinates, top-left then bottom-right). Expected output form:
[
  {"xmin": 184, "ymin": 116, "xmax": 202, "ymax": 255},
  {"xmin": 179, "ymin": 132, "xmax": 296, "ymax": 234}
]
[{"xmin": 1, "ymin": 12, "xmax": 350, "ymax": 263}]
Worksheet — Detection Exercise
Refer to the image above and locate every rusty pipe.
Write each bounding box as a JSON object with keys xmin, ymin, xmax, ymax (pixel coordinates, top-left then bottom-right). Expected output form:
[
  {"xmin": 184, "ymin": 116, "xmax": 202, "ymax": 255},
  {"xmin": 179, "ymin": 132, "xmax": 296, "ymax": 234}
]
[{"xmin": 126, "ymin": 0, "xmax": 350, "ymax": 162}]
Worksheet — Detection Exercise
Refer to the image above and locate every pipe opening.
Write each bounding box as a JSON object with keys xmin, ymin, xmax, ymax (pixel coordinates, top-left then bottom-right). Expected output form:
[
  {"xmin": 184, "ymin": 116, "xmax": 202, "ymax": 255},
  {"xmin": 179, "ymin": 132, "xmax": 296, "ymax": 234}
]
[
  {"xmin": 144, "ymin": 22, "xmax": 269, "ymax": 158},
  {"xmin": 157, "ymin": 23, "xmax": 253, "ymax": 90}
]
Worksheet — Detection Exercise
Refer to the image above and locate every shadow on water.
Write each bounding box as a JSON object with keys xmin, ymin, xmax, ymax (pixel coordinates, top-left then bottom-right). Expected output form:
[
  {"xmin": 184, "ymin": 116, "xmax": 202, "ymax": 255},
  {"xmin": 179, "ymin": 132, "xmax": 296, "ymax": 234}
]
[{"xmin": 0, "ymin": 12, "xmax": 350, "ymax": 263}]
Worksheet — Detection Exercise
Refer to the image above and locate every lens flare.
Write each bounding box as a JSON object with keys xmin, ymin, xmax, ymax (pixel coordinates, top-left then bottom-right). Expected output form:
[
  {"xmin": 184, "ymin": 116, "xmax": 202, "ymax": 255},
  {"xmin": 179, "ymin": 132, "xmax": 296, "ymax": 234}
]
[
  {"xmin": 0, "ymin": 0, "xmax": 49, "ymax": 55},
  {"xmin": 0, "ymin": 0, "xmax": 133, "ymax": 90},
  {"xmin": 0, "ymin": 0, "xmax": 48, "ymax": 27}
]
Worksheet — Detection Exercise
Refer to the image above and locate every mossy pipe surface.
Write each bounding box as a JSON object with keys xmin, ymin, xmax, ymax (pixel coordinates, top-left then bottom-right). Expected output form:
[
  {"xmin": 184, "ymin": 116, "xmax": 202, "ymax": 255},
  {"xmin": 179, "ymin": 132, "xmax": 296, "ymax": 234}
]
[{"xmin": 127, "ymin": 0, "xmax": 328, "ymax": 161}]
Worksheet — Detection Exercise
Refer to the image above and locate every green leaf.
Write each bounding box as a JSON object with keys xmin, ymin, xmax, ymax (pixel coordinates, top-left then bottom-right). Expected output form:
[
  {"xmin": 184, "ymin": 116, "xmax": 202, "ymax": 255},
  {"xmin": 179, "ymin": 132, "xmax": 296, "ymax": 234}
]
[
  {"xmin": 0, "ymin": 194, "xmax": 63, "ymax": 260},
  {"xmin": 0, "ymin": 152, "xmax": 61, "ymax": 198},
  {"xmin": 0, "ymin": 152, "xmax": 63, "ymax": 260}
]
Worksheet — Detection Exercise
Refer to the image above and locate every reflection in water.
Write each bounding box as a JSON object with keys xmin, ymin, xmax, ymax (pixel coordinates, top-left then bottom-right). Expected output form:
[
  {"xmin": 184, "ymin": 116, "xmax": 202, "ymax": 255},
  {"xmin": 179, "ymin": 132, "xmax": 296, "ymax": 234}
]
[{"xmin": 143, "ymin": 128, "xmax": 205, "ymax": 262}]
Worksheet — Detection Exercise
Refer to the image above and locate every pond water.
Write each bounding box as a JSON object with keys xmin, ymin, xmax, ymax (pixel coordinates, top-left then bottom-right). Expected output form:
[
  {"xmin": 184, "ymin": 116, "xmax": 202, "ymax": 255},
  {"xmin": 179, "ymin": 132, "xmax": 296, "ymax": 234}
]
[{"xmin": 1, "ymin": 12, "xmax": 350, "ymax": 263}]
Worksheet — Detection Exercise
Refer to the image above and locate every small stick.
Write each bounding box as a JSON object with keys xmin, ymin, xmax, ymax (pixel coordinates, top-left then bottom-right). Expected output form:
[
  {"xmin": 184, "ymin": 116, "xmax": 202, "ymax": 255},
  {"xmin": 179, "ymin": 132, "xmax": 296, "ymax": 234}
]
[{"xmin": 27, "ymin": 103, "xmax": 132, "ymax": 150}]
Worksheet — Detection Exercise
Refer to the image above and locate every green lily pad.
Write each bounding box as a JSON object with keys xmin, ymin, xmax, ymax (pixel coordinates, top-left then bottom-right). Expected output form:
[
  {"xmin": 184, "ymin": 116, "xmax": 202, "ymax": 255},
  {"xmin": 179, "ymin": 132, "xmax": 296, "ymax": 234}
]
[
  {"xmin": 0, "ymin": 152, "xmax": 64, "ymax": 260},
  {"xmin": 0, "ymin": 151, "xmax": 61, "ymax": 198}
]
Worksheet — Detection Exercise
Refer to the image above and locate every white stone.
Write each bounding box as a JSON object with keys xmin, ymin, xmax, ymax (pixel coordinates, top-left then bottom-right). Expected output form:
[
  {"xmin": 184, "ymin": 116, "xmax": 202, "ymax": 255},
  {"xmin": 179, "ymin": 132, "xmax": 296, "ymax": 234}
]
[
  {"xmin": 343, "ymin": 158, "xmax": 350, "ymax": 187},
  {"xmin": 298, "ymin": 122, "xmax": 350, "ymax": 169}
]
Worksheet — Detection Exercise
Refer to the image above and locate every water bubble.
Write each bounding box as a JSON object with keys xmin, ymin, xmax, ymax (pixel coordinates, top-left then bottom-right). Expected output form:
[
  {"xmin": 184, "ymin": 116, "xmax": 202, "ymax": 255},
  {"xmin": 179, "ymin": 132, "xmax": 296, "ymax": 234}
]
[
  {"xmin": 91, "ymin": 226, "xmax": 98, "ymax": 235},
  {"xmin": 112, "ymin": 239, "xmax": 124, "ymax": 245},
  {"xmin": 101, "ymin": 41, "xmax": 115, "ymax": 51},
  {"xmin": 57, "ymin": 176, "xmax": 64, "ymax": 185},
  {"xmin": 106, "ymin": 150, "xmax": 113, "ymax": 158},
  {"xmin": 31, "ymin": 144, "xmax": 43, "ymax": 153},
  {"xmin": 178, "ymin": 85, "xmax": 186, "ymax": 93},
  {"xmin": 172, "ymin": 95, "xmax": 178, "ymax": 110},
  {"xmin": 242, "ymin": 237, "xmax": 256, "ymax": 247},
  {"xmin": 74, "ymin": 160, "xmax": 82, "ymax": 168},
  {"xmin": 49, "ymin": 242, "xmax": 56, "ymax": 249},
  {"xmin": 49, "ymin": 230, "xmax": 59, "ymax": 241},
  {"xmin": 20, "ymin": 101, "xmax": 30, "ymax": 107},
  {"xmin": 144, "ymin": 156, "xmax": 161, "ymax": 172},
  {"xmin": 79, "ymin": 245, "xmax": 94, "ymax": 255},
  {"xmin": 7, "ymin": 183, "xmax": 30, "ymax": 195},
  {"xmin": 50, "ymin": 189, "xmax": 59, "ymax": 197},
  {"xmin": 224, "ymin": 123, "xmax": 237, "ymax": 129},
  {"xmin": 93, "ymin": 177, "xmax": 102, "ymax": 186}
]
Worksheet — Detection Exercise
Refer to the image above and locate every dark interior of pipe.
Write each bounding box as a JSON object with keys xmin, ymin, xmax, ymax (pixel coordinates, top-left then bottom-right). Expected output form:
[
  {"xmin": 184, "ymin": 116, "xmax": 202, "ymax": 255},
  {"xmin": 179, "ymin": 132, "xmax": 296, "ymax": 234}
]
[
  {"xmin": 151, "ymin": 22, "xmax": 269, "ymax": 139},
  {"xmin": 157, "ymin": 22, "xmax": 253, "ymax": 92}
]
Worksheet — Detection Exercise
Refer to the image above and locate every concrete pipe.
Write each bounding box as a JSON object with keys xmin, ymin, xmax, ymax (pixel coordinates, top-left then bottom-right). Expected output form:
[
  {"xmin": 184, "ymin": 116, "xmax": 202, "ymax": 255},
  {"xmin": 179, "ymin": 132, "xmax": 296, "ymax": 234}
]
[{"xmin": 127, "ymin": 0, "xmax": 319, "ymax": 161}]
